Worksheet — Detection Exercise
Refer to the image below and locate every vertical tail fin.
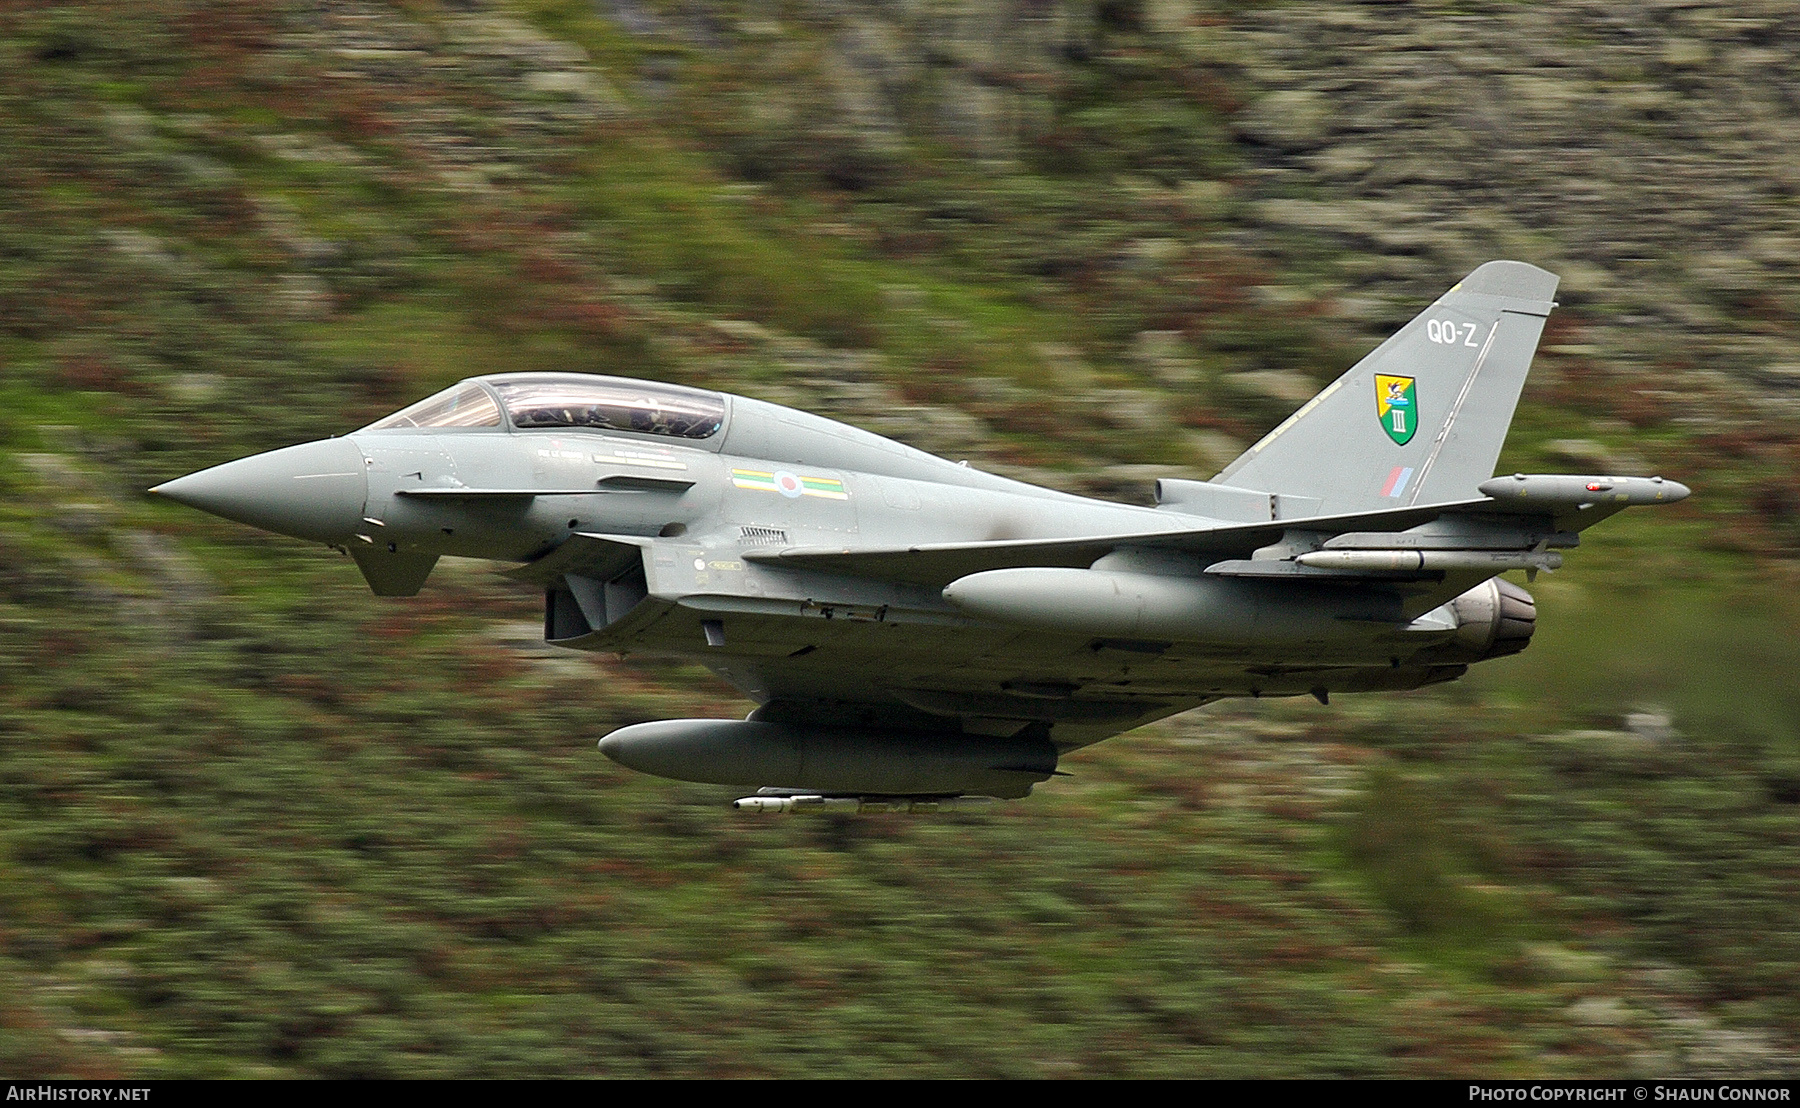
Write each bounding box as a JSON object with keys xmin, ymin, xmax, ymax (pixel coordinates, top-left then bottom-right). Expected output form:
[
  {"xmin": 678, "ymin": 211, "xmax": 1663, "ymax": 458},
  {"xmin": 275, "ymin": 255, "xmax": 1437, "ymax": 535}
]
[{"xmin": 1215, "ymin": 260, "xmax": 1559, "ymax": 515}]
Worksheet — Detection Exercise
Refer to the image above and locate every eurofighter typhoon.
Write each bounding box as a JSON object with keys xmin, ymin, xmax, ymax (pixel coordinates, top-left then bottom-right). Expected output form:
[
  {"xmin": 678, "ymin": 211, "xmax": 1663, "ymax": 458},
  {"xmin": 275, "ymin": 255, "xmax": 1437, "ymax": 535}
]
[{"xmin": 153, "ymin": 262, "xmax": 1687, "ymax": 811}]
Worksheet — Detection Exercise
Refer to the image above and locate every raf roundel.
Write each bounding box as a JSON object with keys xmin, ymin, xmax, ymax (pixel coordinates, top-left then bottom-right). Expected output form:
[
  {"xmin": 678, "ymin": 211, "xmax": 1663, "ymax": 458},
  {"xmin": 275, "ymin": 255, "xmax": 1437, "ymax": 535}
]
[{"xmin": 774, "ymin": 471, "xmax": 804, "ymax": 498}]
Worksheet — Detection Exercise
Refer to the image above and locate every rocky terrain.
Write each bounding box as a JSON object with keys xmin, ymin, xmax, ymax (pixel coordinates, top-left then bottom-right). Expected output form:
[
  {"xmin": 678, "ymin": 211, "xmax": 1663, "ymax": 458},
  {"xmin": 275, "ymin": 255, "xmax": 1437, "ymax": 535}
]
[
  {"xmin": 670, "ymin": 0, "xmax": 1800, "ymax": 398},
  {"xmin": 1216, "ymin": 1, "xmax": 1800, "ymax": 417},
  {"xmin": 557, "ymin": 0, "xmax": 1800, "ymax": 520}
]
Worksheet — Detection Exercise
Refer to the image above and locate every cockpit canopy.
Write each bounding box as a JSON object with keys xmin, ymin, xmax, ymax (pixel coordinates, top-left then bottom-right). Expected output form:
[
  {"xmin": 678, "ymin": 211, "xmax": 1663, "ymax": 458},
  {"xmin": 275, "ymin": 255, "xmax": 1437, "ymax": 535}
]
[
  {"xmin": 363, "ymin": 381, "xmax": 502, "ymax": 430},
  {"xmin": 491, "ymin": 375, "xmax": 724, "ymax": 439},
  {"xmin": 361, "ymin": 374, "xmax": 726, "ymax": 440}
]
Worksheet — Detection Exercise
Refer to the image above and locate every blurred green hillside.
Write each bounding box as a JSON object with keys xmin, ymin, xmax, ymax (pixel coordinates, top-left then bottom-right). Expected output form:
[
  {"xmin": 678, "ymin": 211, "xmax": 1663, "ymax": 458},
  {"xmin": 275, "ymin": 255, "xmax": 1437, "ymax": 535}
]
[{"xmin": 1, "ymin": 0, "xmax": 1797, "ymax": 1077}]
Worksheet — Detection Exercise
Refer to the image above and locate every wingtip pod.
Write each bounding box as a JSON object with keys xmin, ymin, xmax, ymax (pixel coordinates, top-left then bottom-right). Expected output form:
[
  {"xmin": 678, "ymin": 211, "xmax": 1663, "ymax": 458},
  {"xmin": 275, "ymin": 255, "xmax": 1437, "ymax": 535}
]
[{"xmin": 1478, "ymin": 473, "xmax": 1691, "ymax": 507}]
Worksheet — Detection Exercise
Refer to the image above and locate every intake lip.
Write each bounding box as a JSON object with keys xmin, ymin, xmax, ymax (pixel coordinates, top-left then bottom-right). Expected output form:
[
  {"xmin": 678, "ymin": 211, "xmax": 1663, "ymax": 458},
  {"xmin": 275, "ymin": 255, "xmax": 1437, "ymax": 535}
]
[{"xmin": 150, "ymin": 437, "xmax": 368, "ymax": 543}]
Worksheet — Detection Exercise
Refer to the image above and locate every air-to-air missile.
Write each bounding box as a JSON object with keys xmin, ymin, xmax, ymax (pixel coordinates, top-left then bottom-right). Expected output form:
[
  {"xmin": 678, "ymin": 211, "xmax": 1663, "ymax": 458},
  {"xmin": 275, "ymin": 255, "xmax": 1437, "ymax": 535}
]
[{"xmin": 152, "ymin": 261, "xmax": 1688, "ymax": 812}]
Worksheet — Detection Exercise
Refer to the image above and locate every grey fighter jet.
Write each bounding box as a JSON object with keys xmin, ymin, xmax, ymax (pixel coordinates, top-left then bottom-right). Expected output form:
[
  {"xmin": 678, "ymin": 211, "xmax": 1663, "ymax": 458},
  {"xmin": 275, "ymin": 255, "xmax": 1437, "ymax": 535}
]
[{"xmin": 153, "ymin": 261, "xmax": 1687, "ymax": 811}]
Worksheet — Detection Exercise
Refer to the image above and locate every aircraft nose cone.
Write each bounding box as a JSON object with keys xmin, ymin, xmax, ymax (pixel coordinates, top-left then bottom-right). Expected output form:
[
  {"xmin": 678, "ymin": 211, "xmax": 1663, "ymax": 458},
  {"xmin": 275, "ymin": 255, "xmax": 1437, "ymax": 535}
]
[{"xmin": 151, "ymin": 438, "xmax": 367, "ymax": 542}]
